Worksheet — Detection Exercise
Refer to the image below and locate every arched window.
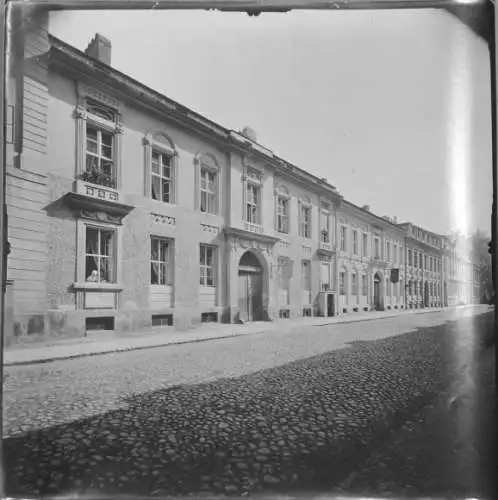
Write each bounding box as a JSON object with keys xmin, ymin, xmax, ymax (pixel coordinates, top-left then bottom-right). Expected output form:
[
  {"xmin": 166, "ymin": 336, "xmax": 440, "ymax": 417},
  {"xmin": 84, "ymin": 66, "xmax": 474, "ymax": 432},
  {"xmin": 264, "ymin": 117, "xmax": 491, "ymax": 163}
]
[
  {"xmin": 143, "ymin": 131, "xmax": 178, "ymax": 204},
  {"xmin": 194, "ymin": 152, "xmax": 221, "ymax": 214}
]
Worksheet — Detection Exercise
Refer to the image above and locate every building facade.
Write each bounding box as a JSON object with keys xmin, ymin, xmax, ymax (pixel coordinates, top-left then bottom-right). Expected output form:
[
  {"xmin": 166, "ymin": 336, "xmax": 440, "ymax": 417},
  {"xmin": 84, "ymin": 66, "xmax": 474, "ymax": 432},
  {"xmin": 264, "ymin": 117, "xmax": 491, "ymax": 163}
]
[
  {"xmin": 398, "ymin": 223, "xmax": 444, "ymax": 309},
  {"xmin": 3, "ymin": 12, "xmax": 486, "ymax": 342}
]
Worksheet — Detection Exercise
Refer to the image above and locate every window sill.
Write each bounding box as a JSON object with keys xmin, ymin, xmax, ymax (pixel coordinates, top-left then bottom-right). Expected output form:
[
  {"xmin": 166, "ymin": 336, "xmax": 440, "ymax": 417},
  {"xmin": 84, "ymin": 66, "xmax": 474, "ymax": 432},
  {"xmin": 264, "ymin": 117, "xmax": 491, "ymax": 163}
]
[{"xmin": 73, "ymin": 282, "xmax": 124, "ymax": 292}]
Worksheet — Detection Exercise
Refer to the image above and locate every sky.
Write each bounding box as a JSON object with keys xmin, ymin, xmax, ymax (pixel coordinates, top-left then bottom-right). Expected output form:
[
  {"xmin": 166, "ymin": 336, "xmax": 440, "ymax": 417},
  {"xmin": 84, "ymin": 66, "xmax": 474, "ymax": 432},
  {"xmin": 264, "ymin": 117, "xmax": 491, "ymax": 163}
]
[{"xmin": 49, "ymin": 8, "xmax": 493, "ymax": 237}]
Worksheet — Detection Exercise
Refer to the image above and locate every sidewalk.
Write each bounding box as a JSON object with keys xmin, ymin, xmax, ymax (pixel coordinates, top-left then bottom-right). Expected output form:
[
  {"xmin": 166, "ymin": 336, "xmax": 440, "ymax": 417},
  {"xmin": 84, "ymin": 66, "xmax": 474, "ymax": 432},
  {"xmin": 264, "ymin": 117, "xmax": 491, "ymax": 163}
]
[{"xmin": 4, "ymin": 305, "xmax": 490, "ymax": 367}]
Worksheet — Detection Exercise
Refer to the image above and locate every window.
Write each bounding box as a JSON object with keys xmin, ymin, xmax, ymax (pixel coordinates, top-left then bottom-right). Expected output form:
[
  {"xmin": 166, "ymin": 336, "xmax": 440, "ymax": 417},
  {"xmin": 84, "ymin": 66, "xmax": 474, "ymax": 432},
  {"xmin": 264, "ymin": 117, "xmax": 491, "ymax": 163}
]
[
  {"xmin": 195, "ymin": 154, "xmax": 220, "ymax": 215},
  {"xmin": 393, "ymin": 244, "xmax": 397, "ymax": 264},
  {"xmin": 277, "ymin": 196, "xmax": 289, "ymax": 234},
  {"xmin": 339, "ymin": 271, "xmax": 346, "ymax": 295},
  {"xmin": 278, "ymin": 257, "xmax": 292, "ymax": 305},
  {"xmin": 320, "ymin": 210, "xmax": 330, "ymax": 243},
  {"xmin": 200, "ymin": 168, "xmax": 217, "ymax": 214},
  {"xmin": 386, "ymin": 241, "xmax": 391, "ymax": 259},
  {"xmin": 246, "ymin": 183, "xmax": 260, "ymax": 224},
  {"xmin": 362, "ymin": 274, "xmax": 368, "ymax": 296},
  {"xmin": 408, "ymin": 249, "xmax": 412, "ymax": 266},
  {"xmin": 340, "ymin": 226, "xmax": 346, "ymax": 251},
  {"xmin": 300, "ymin": 204, "xmax": 311, "ymax": 238},
  {"xmin": 320, "ymin": 260, "xmax": 330, "ymax": 290},
  {"xmin": 399, "ymin": 246, "xmax": 403, "ymax": 265},
  {"xmin": 200, "ymin": 245, "xmax": 216, "ymax": 286},
  {"xmin": 352, "ymin": 273, "xmax": 358, "ymax": 295},
  {"xmin": 374, "ymin": 237, "xmax": 380, "ymax": 259},
  {"xmin": 353, "ymin": 230, "xmax": 358, "ymax": 255},
  {"xmin": 151, "ymin": 150, "xmax": 174, "ymax": 203},
  {"xmin": 413, "ymin": 251, "xmax": 418, "ymax": 268},
  {"xmin": 302, "ymin": 260, "xmax": 311, "ymax": 291},
  {"xmin": 150, "ymin": 237, "xmax": 172, "ymax": 285},
  {"xmin": 82, "ymin": 100, "xmax": 118, "ymax": 188},
  {"xmin": 419, "ymin": 254, "xmax": 423, "ymax": 269},
  {"xmin": 362, "ymin": 233, "xmax": 368, "ymax": 257},
  {"xmin": 85, "ymin": 227, "xmax": 116, "ymax": 283}
]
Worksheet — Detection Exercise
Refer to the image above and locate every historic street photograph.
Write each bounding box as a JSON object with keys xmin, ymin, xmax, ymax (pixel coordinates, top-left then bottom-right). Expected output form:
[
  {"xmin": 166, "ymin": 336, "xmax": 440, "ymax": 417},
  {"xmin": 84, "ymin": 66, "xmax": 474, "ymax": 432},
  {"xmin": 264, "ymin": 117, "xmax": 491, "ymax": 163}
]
[{"xmin": 2, "ymin": 3, "xmax": 495, "ymax": 498}]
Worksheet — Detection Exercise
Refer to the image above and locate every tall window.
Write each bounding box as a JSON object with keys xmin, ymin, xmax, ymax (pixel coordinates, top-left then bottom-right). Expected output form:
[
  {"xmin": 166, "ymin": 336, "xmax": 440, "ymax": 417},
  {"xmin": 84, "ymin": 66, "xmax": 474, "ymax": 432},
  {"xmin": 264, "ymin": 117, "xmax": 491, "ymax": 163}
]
[
  {"xmin": 244, "ymin": 167, "xmax": 263, "ymax": 226},
  {"xmin": 320, "ymin": 260, "xmax": 330, "ymax": 290},
  {"xmin": 277, "ymin": 196, "xmax": 289, "ymax": 234},
  {"xmin": 200, "ymin": 245, "xmax": 216, "ymax": 286},
  {"xmin": 362, "ymin": 233, "xmax": 368, "ymax": 257},
  {"xmin": 352, "ymin": 273, "xmax": 358, "ymax": 295},
  {"xmin": 246, "ymin": 183, "xmax": 260, "ymax": 224},
  {"xmin": 393, "ymin": 244, "xmax": 397, "ymax": 264},
  {"xmin": 200, "ymin": 167, "xmax": 217, "ymax": 214},
  {"xmin": 362, "ymin": 274, "xmax": 368, "ymax": 296},
  {"xmin": 386, "ymin": 241, "xmax": 391, "ymax": 259},
  {"xmin": 278, "ymin": 257, "xmax": 292, "ymax": 305},
  {"xmin": 151, "ymin": 150, "xmax": 173, "ymax": 203},
  {"xmin": 413, "ymin": 251, "xmax": 418, "ymax": 268},
  {"xmin": 353, "ymin": 230, "xmax": 358, "ymax": 255},
  {"xmin": 320, "ymin": 210, "xmax": 330, "ymax": 243},
  {"xmin": 85, "ymin": 227, "xmax": 116, "ymax": 283},
  {"xmin": 150, "ymin": 237, "xmax": 172, "ymax": 285},
  {"xmin": 84, "ymin": 100, "xmax": 117, "ymax": 188},
  {"xmin": 339, "ymin": 271, "xmax": 346, "ymax": 295},
  {"xmin": 302, "ymin": 260, "xmax": 311, "ymax": 291},
  {"xmin": 340, "ymin": 226, "xmax": 346, "ymax": 251},
  {"xmin": 399, "ymin": 246, "xmax": 403, "ymax": 265},
  {"xmin": 374, "ymin": 237, "xmax": 380, "ymax": 259},
  {"xmin": 408, "ymin": 249, "xmax": 412, "ymax": 266},
  {"xmin": 300, "ymin": 204, "xmax": 311, "ymax": 238}
]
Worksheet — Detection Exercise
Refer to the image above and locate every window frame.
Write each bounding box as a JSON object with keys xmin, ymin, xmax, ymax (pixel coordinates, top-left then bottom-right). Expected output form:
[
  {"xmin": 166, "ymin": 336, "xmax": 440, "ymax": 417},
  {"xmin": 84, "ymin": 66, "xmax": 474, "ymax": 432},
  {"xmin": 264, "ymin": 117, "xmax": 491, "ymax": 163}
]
[
  {"xmin": 353, "ymin": 229, "xmax": 358, "ymax": 256},
  {"xmin": 75, "ymin": 218, "xmax": 123, "ymax": 290},
  {"xmin": 243, "ymin": 166, "xmax": 264, "ymax": 227},
  {"xmin": 75, "ymin": 86, "xmax": 124, "ymax": 190},
  {"xmin": 320, "ymin": 206, "xmax": 331, "ymax": 244},
  {"xmin": 339, "ymin": 271, "xmax": 346, "ymax": 295},
  {"xmin": 362, "ymin": 232, "xmax": 368, "ymax": 258},
  {"xmin": 150, "ymin": 236, "xmax": 174, "ymax": 286},
  {"xmin": 340, "ymin": 226, "xmax": 347, "ymax": 251},
  {"xmin": 195, "ymin": 153, "xmax": 221, "ymax": 215},
  {"xmin": 299, "ymin": 199, "xmax": 312, "ymax": 239},
  {"xmin": 199, "ymin": 244, "xmax": 217, "ymax": 287},
  {"xmin": 276, "ymin": 187, "xmax": 290, "ymax": 234},
  {"xmin": 84, "ymin": 225, "xmax": 117, "ymax": 284},
  {"xmin": 144, "ymin": 132, "xmax": 178, "ymax": 205}
]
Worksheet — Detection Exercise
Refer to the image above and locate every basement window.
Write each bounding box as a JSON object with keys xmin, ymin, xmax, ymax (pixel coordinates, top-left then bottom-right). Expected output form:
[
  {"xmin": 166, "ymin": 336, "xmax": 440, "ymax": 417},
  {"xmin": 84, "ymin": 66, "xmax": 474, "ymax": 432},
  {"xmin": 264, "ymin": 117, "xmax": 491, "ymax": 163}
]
[
  {"xmin": 201, "ymin": 312, "xmax": 218, "ymax": 323},
  {"xmin": 86, "ymin": 316, "xmax": 114, "ymax": 331},
  {"xmin": 152, "ymin": 314, "xmax": 174, "ymax": 327}
]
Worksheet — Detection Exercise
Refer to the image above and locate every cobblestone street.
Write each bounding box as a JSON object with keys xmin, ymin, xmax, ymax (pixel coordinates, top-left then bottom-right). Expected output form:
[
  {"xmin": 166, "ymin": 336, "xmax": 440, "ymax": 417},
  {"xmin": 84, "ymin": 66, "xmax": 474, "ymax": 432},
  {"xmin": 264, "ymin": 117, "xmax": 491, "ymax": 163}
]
[{"xmin": 4, "ymin": 307, "xmax": 494, "ymax": 497}]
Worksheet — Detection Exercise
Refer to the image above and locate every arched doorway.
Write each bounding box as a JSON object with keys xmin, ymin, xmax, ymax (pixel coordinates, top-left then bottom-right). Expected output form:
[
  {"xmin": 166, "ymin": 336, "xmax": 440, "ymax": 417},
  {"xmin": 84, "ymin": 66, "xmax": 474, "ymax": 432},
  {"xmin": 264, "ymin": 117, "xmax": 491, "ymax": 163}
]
[
  {"xmin": 238, "ymin": 251, "xmax": 264, "ymax": 322},
  {"xmin": 373, "ymin": 272, "xmax": 382, "ymax": 310}
]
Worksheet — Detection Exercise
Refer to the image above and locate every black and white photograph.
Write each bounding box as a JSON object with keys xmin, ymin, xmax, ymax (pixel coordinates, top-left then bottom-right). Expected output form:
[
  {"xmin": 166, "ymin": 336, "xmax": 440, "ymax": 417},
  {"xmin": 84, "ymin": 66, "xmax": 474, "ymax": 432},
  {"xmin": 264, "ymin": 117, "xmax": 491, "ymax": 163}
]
[{"xmin": 1, "ymin": 1, "xmax": 496, "ymax": 498}]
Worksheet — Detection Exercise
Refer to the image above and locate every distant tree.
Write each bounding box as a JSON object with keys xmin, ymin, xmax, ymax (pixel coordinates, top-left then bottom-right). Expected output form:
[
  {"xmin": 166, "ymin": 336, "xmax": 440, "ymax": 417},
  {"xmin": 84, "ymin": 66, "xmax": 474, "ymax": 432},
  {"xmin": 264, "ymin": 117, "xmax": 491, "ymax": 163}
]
[{"xmin": 470, "ymin": 229, "xmax": 493, "ymax": 303}]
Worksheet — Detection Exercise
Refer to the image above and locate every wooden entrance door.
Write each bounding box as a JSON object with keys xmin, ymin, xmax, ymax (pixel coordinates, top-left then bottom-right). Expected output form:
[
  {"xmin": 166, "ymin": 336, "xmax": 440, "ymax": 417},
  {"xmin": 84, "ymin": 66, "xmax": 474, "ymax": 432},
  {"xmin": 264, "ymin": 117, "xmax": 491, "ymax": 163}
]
[{"xmin": 238, "ymin": 271, "xmax": 263, "ymax": 321}]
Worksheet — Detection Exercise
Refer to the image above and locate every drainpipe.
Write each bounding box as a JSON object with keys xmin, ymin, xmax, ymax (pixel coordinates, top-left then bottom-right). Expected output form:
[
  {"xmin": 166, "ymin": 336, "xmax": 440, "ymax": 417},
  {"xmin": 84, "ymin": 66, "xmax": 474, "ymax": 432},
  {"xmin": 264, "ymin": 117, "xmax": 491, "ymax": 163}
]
[{"xmin": 404, "ymin": 236, "xmax": 407, "ymax": 306}]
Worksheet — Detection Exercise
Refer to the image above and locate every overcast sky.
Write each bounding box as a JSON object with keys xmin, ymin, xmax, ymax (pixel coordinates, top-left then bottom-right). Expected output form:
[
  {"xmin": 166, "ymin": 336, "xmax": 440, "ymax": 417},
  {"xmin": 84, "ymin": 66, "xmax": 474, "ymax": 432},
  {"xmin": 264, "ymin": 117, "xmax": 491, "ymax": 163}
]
[{"xmin": 50, "ymin": 8, "xmax": 492, "ymax": 237}]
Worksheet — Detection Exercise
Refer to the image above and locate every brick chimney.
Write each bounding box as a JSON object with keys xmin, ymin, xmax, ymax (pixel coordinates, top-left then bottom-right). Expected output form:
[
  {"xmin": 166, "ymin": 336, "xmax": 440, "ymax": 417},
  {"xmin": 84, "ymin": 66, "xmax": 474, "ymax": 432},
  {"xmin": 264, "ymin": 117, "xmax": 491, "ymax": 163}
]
[{"xmin": 85, "ymin": 33, "xmax": 111, "ymax": 66}]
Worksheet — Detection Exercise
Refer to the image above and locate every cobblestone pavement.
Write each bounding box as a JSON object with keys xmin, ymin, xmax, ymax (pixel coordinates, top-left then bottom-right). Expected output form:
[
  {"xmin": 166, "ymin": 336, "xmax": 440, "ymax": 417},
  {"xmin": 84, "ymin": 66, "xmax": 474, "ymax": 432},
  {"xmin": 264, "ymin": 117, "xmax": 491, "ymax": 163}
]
[
  {"xmin": 335, "ymin": 324, "xmax": 495, "ymax": 499},
  {"xmin": 4, "ymin": 307, "xmax": 494, "ymax": 497}
]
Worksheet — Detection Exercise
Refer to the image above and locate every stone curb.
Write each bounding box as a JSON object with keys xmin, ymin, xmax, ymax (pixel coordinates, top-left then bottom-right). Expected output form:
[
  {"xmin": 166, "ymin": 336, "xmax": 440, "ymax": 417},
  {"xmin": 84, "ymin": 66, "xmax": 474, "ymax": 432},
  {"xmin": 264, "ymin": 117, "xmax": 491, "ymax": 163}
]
[{"xmin": 3, "ymin": 306, "xmax": 486, "ymax": 367}]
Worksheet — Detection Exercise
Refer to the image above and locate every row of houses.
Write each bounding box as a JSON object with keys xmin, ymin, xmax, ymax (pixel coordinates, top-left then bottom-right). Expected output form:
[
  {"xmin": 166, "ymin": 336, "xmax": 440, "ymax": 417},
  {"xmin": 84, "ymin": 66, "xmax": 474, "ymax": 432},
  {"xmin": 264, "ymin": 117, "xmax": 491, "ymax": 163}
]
[{"xmin": 4, "ymin": 11, "xmax": 485, "ymax": 341}]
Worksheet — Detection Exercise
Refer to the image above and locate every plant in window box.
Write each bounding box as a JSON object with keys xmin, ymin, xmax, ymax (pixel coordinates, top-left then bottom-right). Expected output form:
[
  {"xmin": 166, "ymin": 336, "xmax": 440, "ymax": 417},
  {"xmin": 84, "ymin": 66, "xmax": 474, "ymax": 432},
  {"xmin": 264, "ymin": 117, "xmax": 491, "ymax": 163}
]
[
  {"xmin": 363, "ymin": 306, "xmax": 369, "ymax": 312},
  {"xmin": 82, "ymin": 160, "xmax": 115, "ymax": 189},
  {"xmin": 353, "ymin": 305, "xmax": 359, "ymax": 312}
]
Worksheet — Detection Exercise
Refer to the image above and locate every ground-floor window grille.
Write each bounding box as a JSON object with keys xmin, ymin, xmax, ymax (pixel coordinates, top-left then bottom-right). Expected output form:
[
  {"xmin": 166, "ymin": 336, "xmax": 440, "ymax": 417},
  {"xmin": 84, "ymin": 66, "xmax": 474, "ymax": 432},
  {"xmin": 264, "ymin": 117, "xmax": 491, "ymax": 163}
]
[
  {"xmin": 201, "ymin": 312, "xmax": 218, "ymax": 323},
  {"xmin": 152, "ymin": 314, "xmax": 174, "ymax": 326}
]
